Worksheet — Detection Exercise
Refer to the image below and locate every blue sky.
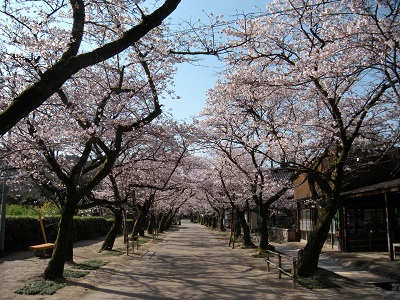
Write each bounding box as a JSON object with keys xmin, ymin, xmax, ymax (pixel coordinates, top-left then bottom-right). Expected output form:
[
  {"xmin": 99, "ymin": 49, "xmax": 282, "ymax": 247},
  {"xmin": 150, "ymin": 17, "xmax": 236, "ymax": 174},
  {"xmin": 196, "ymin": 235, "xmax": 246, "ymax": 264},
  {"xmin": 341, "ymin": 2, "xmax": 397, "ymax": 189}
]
[{"xmin": 162, "ymin": 1, "xmax": 268, "ymax": 121}]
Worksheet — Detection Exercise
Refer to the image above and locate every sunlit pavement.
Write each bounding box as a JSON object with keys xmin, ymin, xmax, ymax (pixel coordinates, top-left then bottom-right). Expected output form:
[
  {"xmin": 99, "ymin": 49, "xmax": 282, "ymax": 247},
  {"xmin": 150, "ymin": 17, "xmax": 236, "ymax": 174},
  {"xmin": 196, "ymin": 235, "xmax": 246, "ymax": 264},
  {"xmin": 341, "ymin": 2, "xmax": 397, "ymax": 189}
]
[
  {"xmin": 83, "ymin": 220, "xmax": 281, "ymax": 299},
  {"xmin": 82, "ymin": 220, "xmax": 400, "ymax": 299}
]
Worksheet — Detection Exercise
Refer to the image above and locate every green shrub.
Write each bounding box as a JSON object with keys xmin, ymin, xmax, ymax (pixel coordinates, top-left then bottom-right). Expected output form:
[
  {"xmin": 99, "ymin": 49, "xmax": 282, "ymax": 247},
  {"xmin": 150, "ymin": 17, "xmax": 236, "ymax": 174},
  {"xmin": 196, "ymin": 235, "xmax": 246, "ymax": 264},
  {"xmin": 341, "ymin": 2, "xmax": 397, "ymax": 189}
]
[
  {"xmin": 5, "ymin": 216, "xmax": 115, "ymax": 252},
  {"xmin": 73, "ymin": 216, "xmax": 113, "ymax": 240},
  {"xmin": 6, "ymin": 202, "xmax": 60, "ymax": 217},
  {"xmin": 4, "ymin": 216, "xmax": 58, "ymax": 251},
  {"xmin": 6, "ymin": 204, "xmax": 37, "ymax": 217}
]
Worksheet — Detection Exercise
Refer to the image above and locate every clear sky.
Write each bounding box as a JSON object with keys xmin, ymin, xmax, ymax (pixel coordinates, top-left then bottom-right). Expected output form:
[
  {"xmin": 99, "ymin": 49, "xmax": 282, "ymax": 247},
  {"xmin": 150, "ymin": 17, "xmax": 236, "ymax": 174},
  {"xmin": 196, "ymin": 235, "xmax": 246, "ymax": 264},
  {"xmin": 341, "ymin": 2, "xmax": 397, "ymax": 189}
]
[{"xmin": 162, "ymin": 1, "xmax": 268, "ymax": 121}]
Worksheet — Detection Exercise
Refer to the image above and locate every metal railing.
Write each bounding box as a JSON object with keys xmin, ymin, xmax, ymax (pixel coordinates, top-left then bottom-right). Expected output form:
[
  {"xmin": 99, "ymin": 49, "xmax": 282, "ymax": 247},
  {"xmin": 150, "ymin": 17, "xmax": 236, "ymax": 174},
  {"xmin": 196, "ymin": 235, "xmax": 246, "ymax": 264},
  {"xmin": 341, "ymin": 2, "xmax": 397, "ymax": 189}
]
[{"xmin": 265, "ymin": 250, "xmax": 298, "ymax": 288}]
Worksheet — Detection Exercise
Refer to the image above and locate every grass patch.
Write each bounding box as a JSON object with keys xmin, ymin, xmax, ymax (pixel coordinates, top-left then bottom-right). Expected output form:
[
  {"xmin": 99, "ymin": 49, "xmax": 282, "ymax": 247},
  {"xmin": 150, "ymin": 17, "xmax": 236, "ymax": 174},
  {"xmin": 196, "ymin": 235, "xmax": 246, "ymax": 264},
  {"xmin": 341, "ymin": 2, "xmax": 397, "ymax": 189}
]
[
  {"xmin": 73, "ymin": 260, "xmax": 107, "ymax": 270},
  {"xmin": 252, "ymin": 253, "xmax": 267, "ymax": 258},
  {"xmin": 138, "ymin": 235, "xmax": 152, "ymax": 244},
  {"xmin": 15, "ymin": 280, "xmax": 67, "ymax": 295},
  {"xmin": 102, "ymin": 248, "xmax": 124, "ymax": 256},
  {"xmin": 297, "ymin": 276, "xmax": 339, "ymax": 289},
  {"xmin": 64, "ymin": 269, "xmax": 90, "ymax": 278}
]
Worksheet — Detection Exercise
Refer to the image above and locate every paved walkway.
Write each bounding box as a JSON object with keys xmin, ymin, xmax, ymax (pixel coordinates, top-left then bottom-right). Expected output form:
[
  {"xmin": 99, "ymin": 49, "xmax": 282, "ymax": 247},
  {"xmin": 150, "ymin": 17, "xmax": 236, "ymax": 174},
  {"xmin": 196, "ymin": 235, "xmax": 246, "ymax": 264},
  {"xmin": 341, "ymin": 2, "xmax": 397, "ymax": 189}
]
[
  {"xmin": 272, "ymin": 241, "xmax": 400, "ymax": 286},
  {"xmin": 83, "ymin": 221, "xmax": 280, "ymax": 299},
  {"xmin": 80, "ymin": 221, "xmax": 400, "ymax": 300},
  {"xmin": 4, "ymin": 220, "xmax": 400, "ymax": 299}
]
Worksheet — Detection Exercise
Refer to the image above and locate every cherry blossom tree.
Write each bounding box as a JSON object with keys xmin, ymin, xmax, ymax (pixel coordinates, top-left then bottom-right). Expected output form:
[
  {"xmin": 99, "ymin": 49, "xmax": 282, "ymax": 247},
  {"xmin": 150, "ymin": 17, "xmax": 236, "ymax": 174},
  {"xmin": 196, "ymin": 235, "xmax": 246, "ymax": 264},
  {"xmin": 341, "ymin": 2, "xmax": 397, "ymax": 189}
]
[
  {"xmin": 0, "ymin": 0, "xmax": 182, "ymax": 135},
  {"xmin": 1, "ymin": 27, "xmax": 180, "ymax": 278},
  {"xmin": 194, "ymin": 157, "xmax": 230, "ymax": 232},
  {"xmin": 123, "ymin": 121, "xmax": 192, "ymax": 237},
  {"xmin": 206, "ymin": 0, "xmax": 400, "ymax": 276},
  {"xmin": 200, "ymin": 90, "xmax": 296, "ymax": 251},
  {"xmin": 214, "ymin": 155, "xmax": 254, "ymax": 245}
]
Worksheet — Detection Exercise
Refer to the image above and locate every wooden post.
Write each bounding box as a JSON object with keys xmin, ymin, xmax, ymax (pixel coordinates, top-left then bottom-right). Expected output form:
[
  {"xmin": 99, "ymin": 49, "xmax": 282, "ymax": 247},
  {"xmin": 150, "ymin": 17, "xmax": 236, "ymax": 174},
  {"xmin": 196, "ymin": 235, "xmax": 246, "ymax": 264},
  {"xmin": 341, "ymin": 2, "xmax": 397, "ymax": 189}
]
[
  {"xmin": 292, "ymin": 258, "xmax": 297, "ymax": 288},
  {"xmin": 125, "ymin": 209, "xmax": 129, "ymax": 255},
  {"xmin": 38, "ymin": 208, "xmax": 47, "ymax": 244},
  {"xmin": 278, "ymin": 254, "xmax": 282, "ymax": 279},
  {"xmin": 385, "ymin": 192, "xmax": 395, "ymax": 261}
]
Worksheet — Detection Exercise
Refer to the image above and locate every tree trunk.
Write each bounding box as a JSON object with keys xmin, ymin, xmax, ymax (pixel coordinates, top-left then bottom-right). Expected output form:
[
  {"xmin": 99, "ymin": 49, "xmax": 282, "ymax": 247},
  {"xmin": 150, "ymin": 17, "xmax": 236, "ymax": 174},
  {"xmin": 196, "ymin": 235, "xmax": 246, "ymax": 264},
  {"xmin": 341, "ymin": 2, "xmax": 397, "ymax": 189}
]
[
  {"xmin": 132, "ymin": 204, "xmax": 147, "ymax": 237},
  {"xmin": 65, "ymin": 224, "xmax": 74, "ymax": 262},
  {"xmin": 217, "ymin": 209, "xmax": 225, "ymax": 231},
  {"xmin": 147, "ymin": 213, "xmax": 156, "ymax": 235},
  {"xmin": 212, "ymin": 215, "xmax": 217, "ymax": 229},
  {"xmin": 101, "ymin": 208, "xmax": 123, "ymax": 251},
  {"xmin": 297, "ymin": 195, "xmax": 341, "ymax": 277},
  {"xmin": 166, "ymin": 212, "xmax": 175, "ymax": 230},
  {"xmin": 159, "ymin": 212, "xmax": 170, "ymax": 233},
  {"xmin": 237, "ymin": 209, "xmax": 255, "ymax": 247},
  {"xmin": 44, "ymin": 203, "xmax": 75, "ymax": 279},
  {"xmin": 234, "ymin": 211, "xmax": 241, "ymax": 239},
  {"xmin": 258, "ymin": 204, "xmax": 273, "ymax": 251}
]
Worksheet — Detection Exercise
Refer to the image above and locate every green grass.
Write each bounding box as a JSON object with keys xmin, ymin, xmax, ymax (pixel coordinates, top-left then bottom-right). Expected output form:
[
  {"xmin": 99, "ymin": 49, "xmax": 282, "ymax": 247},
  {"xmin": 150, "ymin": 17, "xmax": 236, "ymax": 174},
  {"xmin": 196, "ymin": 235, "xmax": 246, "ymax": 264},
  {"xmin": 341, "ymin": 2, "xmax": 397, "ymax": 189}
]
[
  {"xmin": 297, "ymin": 276, "xmax": 339, "ymax": 289},
  {"xmin": 102, "ymin": 248, "xmax": 124, "ymax": 256},
  {"xmin": 138, "ymin": 235, "xmax": 152, "ymax": 244},
  {"xmin": 73, "ymin": 260, "xmax": 108, "ymax": 270},
  {"xmin": 15, "ymin": 281, "xmax": 67, "ymax": 295},
  {"xmin": 7, "ymin": 202, "xmax": 60, "ymax": 217},
  {"xmin": 252, "ymin": 253, "xmax": 267, "ymax": 258},
  {"xmin": 64, "ymin": 269, "xmax": 90, "ymax": 278}
]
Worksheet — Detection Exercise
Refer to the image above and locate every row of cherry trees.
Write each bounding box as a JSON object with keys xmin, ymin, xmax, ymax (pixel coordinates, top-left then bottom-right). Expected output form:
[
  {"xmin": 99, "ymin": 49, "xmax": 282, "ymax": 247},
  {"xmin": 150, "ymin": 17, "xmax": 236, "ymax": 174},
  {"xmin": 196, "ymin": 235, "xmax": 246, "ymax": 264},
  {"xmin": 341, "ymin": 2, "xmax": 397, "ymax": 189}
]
[
  {"xmin": 1, "ymin": 0, "xmax": 400, "ymax": 281},
  {"xmin": 0, "ymin": 0, "xmax": 192, "ymax": 280},
  {"xmin": 196, "ymin": 0, "xmax": 400, "ymax": 277}
]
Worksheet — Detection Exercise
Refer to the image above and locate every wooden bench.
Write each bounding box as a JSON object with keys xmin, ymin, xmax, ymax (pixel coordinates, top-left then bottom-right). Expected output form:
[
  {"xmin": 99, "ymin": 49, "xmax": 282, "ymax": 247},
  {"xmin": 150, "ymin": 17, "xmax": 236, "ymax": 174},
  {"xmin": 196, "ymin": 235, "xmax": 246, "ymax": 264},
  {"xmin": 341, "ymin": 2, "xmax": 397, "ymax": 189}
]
[
  {"xmin": 393, "ymin": 243, "xmax": 400, "ymax": 258},
  {"xmin": 29, "ymin": 243, "xmax": 54, "ymax": 257}
]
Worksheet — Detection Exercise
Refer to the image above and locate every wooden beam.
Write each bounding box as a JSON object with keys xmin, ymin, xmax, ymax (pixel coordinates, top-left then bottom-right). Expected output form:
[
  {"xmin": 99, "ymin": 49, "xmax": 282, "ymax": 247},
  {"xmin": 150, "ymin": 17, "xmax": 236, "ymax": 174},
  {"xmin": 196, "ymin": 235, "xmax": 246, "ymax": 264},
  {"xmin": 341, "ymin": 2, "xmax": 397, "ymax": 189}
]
[{"xmin": 385, "ymin": 192, "xmax": 394, "ymax": 261}]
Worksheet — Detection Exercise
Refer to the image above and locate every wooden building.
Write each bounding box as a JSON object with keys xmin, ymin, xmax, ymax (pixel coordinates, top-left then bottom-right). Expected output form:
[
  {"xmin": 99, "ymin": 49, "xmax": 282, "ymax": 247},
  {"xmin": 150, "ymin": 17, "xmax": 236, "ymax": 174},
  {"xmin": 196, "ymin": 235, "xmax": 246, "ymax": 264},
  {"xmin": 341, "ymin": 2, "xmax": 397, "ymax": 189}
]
[
  {"xmin": 294, "ymin": 150, "xmax": 400, "ymax": 258},
  {"xmin": 339, "ymin": 179, "xmax": 400, "ymax": 258}
]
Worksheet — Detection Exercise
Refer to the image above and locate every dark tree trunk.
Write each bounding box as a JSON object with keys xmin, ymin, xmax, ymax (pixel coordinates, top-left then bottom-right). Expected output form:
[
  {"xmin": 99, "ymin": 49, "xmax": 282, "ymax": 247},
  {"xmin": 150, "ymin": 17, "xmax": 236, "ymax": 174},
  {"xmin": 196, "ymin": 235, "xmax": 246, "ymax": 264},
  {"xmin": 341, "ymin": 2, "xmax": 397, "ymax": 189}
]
[
  {"xmin": 234, "ymin": 211, "xmax": 241, "ymax": 239},
  {"xmin": 297, "ymin": 195, "xmax": 342, "ymax": 277},
  {"xmin": 217, "ymin": 209, "xmax": 225, "ymax": 231},
  {"xmin": 212, "ymin": 215, "xmax": 217, "ymax": 229},
  {"xmin": 65, "ymin": 224, "xmax": 74, "ymax": 262},
  {"xmin": 167, "ymin": 208, "xmax": 179, "ymax": 230},
  {"xmin": 132, "ymin": 204, "xmax": 148, "ymax": 237},
  {"xmin": 258, "ymin": 203, "xmax": 273, "ymax": 251},
  {"xmin": 166, "ymin": 212, "xmax": 175, "ymax": 230},
  {"xmin": 44, "ymin": 202, "xmax": 75, "ymax": 279},
  {"xmin": 159, "ymin": 212, "xmax": 171, "ymax": 233},
  {"xmin": 204, "ymin": 215, "xmax": 212, "ymax": 227},
  {"xmin": 237, "ymin": 209, "xmax": 255, "ymax": 247},
  {"xmin": 101, "ymin": 208, "xmax": 123, "ymax": 251},
  {"xmin": 147, "ymin": 213, "xmax": 156, "ymax": 235},
  {"xmin": 297, "ymin": 155, "xmax": 347, "ymax": 277}
]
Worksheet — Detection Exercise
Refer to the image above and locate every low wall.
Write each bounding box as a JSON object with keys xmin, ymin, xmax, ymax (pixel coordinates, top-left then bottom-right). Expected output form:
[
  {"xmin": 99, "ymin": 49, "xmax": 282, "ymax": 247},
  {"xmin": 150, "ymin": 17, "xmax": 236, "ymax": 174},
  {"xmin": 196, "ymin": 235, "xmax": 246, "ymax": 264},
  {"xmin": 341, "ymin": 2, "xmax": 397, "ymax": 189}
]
[{"xmin": 269, "ymin": 227, "xmax": 299, "ymax": 242}]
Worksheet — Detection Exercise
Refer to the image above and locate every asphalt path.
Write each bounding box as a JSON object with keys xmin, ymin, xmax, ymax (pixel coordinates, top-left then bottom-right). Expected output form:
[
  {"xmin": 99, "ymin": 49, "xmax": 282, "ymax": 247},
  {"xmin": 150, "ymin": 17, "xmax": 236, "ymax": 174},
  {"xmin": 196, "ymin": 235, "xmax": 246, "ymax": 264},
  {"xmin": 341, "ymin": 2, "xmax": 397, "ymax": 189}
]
[{"xmin": 83, "ymin": 220, "xmax": 281, "ymax": 300}]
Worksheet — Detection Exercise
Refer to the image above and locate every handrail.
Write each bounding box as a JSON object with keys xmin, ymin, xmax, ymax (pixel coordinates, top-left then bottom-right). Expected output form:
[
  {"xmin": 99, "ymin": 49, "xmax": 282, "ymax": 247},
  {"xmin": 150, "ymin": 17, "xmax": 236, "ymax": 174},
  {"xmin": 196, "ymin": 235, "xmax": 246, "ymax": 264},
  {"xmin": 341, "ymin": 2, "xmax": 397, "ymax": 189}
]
[{"xmin": 265, "ymin": 249, "xmax": 297, "ymax": 288}]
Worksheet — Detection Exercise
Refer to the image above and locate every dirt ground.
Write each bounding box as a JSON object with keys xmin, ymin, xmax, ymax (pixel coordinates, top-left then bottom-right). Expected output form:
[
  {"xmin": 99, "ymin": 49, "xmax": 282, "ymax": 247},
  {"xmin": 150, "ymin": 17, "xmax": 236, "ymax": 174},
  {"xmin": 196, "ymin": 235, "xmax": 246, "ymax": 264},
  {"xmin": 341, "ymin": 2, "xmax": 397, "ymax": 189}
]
[
  {"xmin": 0, "ymin": 234, "xmax": 158, "ymax": 300},
  {"xmin": 1, "ymin": 227, "xmax": 396, "ymax": 300}
]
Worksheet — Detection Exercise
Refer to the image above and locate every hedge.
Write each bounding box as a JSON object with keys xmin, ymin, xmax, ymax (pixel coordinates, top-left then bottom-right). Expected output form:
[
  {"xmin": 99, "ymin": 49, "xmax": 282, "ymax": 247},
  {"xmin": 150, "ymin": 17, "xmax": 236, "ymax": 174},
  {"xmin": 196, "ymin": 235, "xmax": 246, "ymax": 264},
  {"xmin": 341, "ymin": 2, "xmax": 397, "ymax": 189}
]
[{"xmin": 4, "ymin": 216, "xmax": 134, "ymax": 252}]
